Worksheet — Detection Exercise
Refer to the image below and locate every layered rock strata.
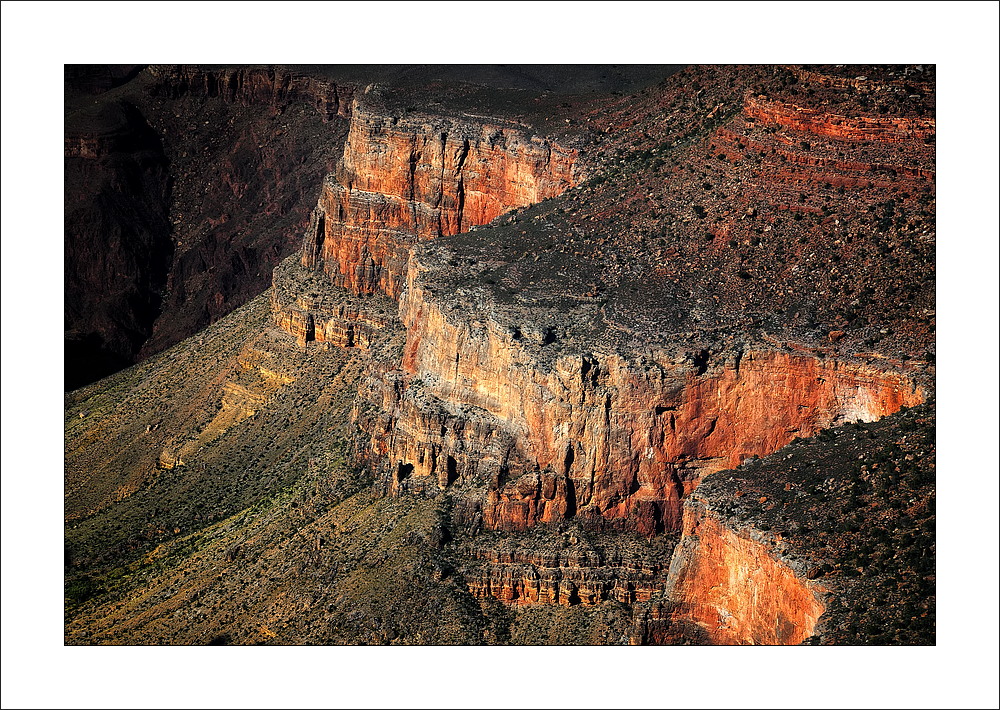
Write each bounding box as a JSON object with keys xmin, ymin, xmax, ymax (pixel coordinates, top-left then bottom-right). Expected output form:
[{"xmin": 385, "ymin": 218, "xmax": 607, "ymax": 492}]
[
  {"xmin": 148, "ymin": 65, "xmax": 353, "ymax": 121},
  {"xmin": 355, "ymin": 253, "xmax": 925, "ymax": 536},
  {"xmin": 298, "ymin": 97, "xmax": 581, "ymax": 299},
  {"xmin": 464, "ymin": 543, "xmax": 667, "ymax": 606},
  {"xmin": 743, "ymin": 95, "xmax": 935, "ymax": 144},
  {"xmin": 648, "ymin": 403, "xmax": 936, "ymax": 645}
]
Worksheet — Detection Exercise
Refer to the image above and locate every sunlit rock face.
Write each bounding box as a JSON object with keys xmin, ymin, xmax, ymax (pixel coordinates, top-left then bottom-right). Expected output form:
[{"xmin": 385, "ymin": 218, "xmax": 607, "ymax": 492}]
[
  {"xmin": 355, "ymin": 254, "xmax": 924, "ymax": 536},
  {"xmin": 300, "ymin": 98, "xmax": 580, "ymax": 298},
  {"xmin": 663, "ymin": 501, "xmax": 825, "ymax": 645}
]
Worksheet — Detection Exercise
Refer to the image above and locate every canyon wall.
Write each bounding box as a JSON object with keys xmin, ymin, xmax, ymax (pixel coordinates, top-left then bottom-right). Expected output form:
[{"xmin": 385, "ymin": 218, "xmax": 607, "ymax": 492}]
[
  {"xmin": 147, "ymin": 65, "xmax": 353, "ymax": 121},
  {"xmin": 355, "ymin": 255, "xmax": 925, "ymax": 536},
  {"xmin": 266, "ymin": 68, "xmax": 932, "ymax": 640},
  {"xmin": 66, "ymin": 65, "xmax": 355, "ymax": 389},
  {"xmin": 298, "ymin": 98, "xmax": 580, "ymax": 299},
  {"xmin": 65, "ymin": 100, "xmax": 174, "ymax": 389},
  {"xmin": 662, "ymin": 499, "xmax": 825, "ymax": 645},
  {"xmin": 465, "ymin": 544, "xmax": 665, "ymax": 607}
]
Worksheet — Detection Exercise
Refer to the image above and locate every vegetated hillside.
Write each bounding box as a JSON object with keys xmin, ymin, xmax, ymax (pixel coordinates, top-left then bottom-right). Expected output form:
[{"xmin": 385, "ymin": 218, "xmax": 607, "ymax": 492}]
[
  {"xmin": 65, "ymin": 294, "xmax": 673, "ymax": 645},
  {"xmin": 66, "ymin": 64, "xmax": 934, "ymax": 645},
  {"xmin": 64, "ymin": 292, "xmax": 376, "ymax": 565},
  {"xmin": 436, "ymin": 64, "xmax": 934, "ymax": 359}
]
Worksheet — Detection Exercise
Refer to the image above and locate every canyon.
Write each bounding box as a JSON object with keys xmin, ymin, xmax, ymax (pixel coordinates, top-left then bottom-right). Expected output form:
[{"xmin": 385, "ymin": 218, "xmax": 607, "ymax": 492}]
[{"xmin": 65, "ymin": 64, "xmax": 935, "ymax": 646}]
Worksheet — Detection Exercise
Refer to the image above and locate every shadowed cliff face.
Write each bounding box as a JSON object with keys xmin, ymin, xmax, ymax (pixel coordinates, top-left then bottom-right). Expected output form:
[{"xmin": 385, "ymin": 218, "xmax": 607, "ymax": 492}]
[
  {"xmin": 147, "ymin": 65, "xmax": 354, "ymax": 121},
  {"xmin": 65, "ymin": 100, "xmax": 173, "ymax": 390},
  {"xmin": 65, "ymin": 66, "xmax": 351, "ymax": 389}
]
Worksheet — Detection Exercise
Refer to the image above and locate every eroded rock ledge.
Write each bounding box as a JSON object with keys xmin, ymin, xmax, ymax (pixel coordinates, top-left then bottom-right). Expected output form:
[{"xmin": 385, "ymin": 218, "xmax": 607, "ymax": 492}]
[
  {"xmin": 298, "ymin": 94, "xmax": 581, "ymax": 298},
  {"xmin": 355, "ymin": 250, "xmax": 924, "ymax": 537}
]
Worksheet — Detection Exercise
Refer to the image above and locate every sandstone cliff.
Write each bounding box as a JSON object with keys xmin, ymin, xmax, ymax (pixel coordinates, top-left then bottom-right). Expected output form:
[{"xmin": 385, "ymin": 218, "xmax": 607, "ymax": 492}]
[
  {"xmin": 355, "ymin": 251, "xmax": 924, "ymax": 535},
  {"xmin": 661, "ymin": 500, "xmax": 825, "ymax": 645},
  {"xmin": 742, "ymin": 94, "xmax": 935, "ymax": 144},
  {"xmin": 298, "ymin": 94, "xmax": 581, "ymax": 299}
]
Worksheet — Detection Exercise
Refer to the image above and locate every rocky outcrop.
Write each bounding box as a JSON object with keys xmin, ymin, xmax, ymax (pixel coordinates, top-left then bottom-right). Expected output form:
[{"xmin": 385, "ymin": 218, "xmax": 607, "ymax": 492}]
[
  {"xmin": 743, "ymin": 95, "xmax": 935, "ymax": 143},
  {"xmin": 355, "ymin": 252, "xmax": 925, "ymax": 536},
  {"xmin": 299, "ymin": 96, "xmax": 581, "ymax": 299},
  {"xmin": 147, "ymin": 65, "xmax": 353, "ymax": 121},
  {"xmin": 271, "ymin": 256, "xmax": 394, "ymax": 348},
  {"xmin": 464, "ymin": 543, "xmax": 666, "ymax": 606},
  {"xmin": 661, "ymin": 500, "xmax": 825, "ymax": 645},
  {"xmin": 157, "ymin": 334, "xmax": 295, "ymax": 471}
]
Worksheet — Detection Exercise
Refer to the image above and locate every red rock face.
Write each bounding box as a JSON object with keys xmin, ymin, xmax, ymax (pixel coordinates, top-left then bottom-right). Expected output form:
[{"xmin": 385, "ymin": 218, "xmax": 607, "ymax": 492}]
[
  {"xmin": 743, "ymin": 95, "xmax": 935, "ymax": 144},
  {"xmin": 465, "ymin": 546, "xmax": 664, "ymax": 606},
  {"xmin": 662, "ymin": 500, "xmax": 825, "ymax": 645},
  {"xmin": 299, "ymin": 99, "xmax": 580, "ymax": 298},
  {"xmin": 355, "ymin": 263, "xmax": 925, "ymax": 536}
]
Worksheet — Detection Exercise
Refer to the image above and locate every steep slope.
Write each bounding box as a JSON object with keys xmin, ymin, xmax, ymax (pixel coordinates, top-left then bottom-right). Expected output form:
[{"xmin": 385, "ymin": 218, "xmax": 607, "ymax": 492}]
[
  {"xmin": 64, "ymin": 99, "xmax": 173, "ymax": 389},
  {"xmin": 65, "ymin": 66, "xmax": 352, "ymax": 388},
  {"xmin": 650, "ymin": 403, "xmax": 935, "ymax": 645}
]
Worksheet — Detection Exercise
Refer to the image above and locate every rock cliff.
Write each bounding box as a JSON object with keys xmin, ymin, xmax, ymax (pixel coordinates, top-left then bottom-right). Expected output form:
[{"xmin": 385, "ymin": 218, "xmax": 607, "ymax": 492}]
[
  {"xmin": 356, "ymin": 253, "xmax": 924, "ymax": 535},
  {"xmin": 273, "ymin": 65, "xmax": 934, "ymax": 638},
  {"xmin": 462, "ymin": 531, "xmax": 674, "ymax": 607},
  {"xmin": 65, "ymin": 64, "xmax": 936, "ymax": 646},
  {"xmin": 742, "ymin": 95, "xmax": 935, "ymax": 144},
  {"xmin": 298, "ymin": 94, "xmax": 581, "ymax": 299}
]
